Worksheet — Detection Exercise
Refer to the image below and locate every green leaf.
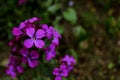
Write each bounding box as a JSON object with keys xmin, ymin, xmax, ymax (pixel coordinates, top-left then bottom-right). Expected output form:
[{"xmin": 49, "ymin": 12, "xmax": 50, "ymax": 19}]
[
  {"xmin": 73, "ymin": 25, "xmax": 86, "ymax": 37},
  {"xmin": 0, "ymin": 77, "xmax": 12, "ymax": 80},
  {"xmin": 47, "ymin": 4, "xmax": 61, "ymax": 14},
  {"xmin": 43, "ymin": 0, "xmax": 53, "ymax": 7},
  {"xmin": 108, "ymin": 62, "xmax": 114, "ymax": 69},
  {"xmin": 63, "ymin": 8, "xmax": 77, "ymax": 24},
  {"xmin": 62, "ymin": 77, "xmax": 67, "ymax": 80}
]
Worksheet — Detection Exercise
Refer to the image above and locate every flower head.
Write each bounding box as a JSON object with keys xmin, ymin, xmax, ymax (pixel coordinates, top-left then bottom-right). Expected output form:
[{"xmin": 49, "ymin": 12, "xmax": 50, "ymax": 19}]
[
  {"xmin": 6, "ymin": 56, "xmax": 24, "ymax": 78},
  {"xmin": 53, "ymin": 64, "xmax": 69, "ymax": 80},
  {"xmin": 42, "ymin": 24, "xmax": 53, "ymax": 39},
  {"xmin": 62, "ymin": 55, "xmax": 76, "ymax": 66},
  {"xmin": 24, "ymin": 27, "xmax": 45, "ymax": 48},
  {"xmin": 7, "ymin": 17, "xmax": 62, "ymax": 78},
  {"xmin": 20, "ymin": 48, "xmax": 39, "ymax": 68},
  {"xmin": 45, "ymin": 44, "xmax": 56, "ymax": 61},
  {"xmin": 12, "ymin": 27, "xmax": 23, "ymax": 36}
]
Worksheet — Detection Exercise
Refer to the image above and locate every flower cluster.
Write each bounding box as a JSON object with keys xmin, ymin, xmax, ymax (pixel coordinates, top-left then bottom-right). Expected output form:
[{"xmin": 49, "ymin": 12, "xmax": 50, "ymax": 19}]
[
  {"xmin": 6, "ymin": 17, "xmax": 61, "ymax": 78},
  {"xmin": 6, "ymin": 17, "xmax": 76, "ymax": 80},
  {"xmin": 53, "ymin": 55, "xmax": 76, "ymax": 80}
]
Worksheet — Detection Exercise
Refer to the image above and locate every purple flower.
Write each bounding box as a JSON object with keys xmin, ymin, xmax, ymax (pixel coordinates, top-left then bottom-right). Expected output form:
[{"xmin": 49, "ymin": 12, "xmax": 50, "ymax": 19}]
[
  {"xmin": 19, "ymin": 17, "xmax": 40, "ymax": 30},
  {"xmin": 45, "ymin": 44, "xmax": 56, "ymax": 61},
  {"xmin": 6, "ymin": 56, "xmax": 24, "ymax": 78},
  {"xmin": 62, "ymin": 55, "xmax": 76, "ymax": 66},
  {"xmin": 19, "ymin": 20, "xmax": 28, "ymax": 29},
  {"xmin": 52, "ymin": 28, "xmax": 61, "ymax": 46},
  {"xmin": 42, "ymin": 24, "xmax": 61, "ymax": 46},
  {"xmin": 24, "ymin": 27, "xmax": 45, "ymax": 48},
  {"xmin": 20, "ymin": 48, "xmax": 39, "ymax": 68},
  {"xmin": 6, "ymin": 65, "xmax": 16, "ymax": 78},
  {"xmin": 42, "ymin": 24, "xmax": 53, "ymax": 39},
  {"xmin": 53, "ymin": 64, "xmax": 69, "ymax": 80},
  {"xmin": 28, "ymin": 17, "xmax": 40, "ymax": 23},
  {"xmin": 52, "ymin": 28, "xmax": 61, "ymax": 39},
  {"xmin": 6, "ymin": 65, "xmax": 24, "ymax": 78},
  {"xmin": 12, "ymin": 27, "xmax": 23, "ymax": 36},
  {"xmin": 7, "ymin": 17, "xmax": 62, "ymax": 78}
]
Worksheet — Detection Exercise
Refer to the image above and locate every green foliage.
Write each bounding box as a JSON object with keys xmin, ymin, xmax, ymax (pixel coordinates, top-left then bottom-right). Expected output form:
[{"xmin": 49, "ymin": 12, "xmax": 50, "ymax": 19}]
[
  {"xmin": 108, "ymin": 62, "xmax": 114, "ymax": 69},
  {"xmin": 63, "ymin": 8, "xmax": 77, "ymax": 24},
  {"xmin": 105, "ymin": 16, "xmax": 120, "ymax": 35},
  {"xmin": 43, "ymin": 0, "xmax": 53, "ymax": 7},
  {"xmin": 80, "ymin": 11, "xmax": 98, "ymax": 27},
  {"xmin": 47, "ymin": 3, "xmax": 61, "ymax": 14},
  {"xmin": 73, "ymin": 25, "xmax": 86, "ymax": 38}
]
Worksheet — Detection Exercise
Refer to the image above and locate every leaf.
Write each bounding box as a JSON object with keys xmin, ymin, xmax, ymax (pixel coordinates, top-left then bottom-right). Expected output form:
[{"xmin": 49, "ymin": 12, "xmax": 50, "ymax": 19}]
[
  {"xmin": 63, "ymin": 8, "xmax": 77, "ymax": 24},
  {"xmin": 0, "ymin": 77, "xmax": 12, "ymax": 80},
  {"xmin": 47, "ymin": 4, "xmax": 61, "ymax": 14},
  {"xmin": 108, "ymin": 62, "xmax": 114, "ymax": 69},
  {"xmin": 73, "ymin": 25, "xmax": 86, "ymax": 37},
  {"xmin": 43, "ymin": 0, "xmax": 53, "ymax": 7},
  {"xmin": 62, "ymin": 77, "xmax": 67, "ymax": 80}
]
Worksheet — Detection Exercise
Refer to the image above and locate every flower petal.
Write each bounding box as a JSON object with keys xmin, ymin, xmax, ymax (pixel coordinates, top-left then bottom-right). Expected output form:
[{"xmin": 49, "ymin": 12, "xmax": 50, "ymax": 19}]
[
  {"xmin": 49, "ymin": 44, "xmax": 56, "ymax": 50},
  {"xmin": 29, "ymin": 17, "xmax": 40, "ymax": 23},
  {"xmin": 55, "ymin": 76, "xmax": 62, "ymax": 80},
  {"xmin": 53, "ymin": 30, "xmax": 61, "ymax": 38},
  {"xmin": 70, "ymin": 57, "xmax": 76, "ymax": 65},
  {"xmin": 6, "ymin": 65, "xmax": 16, "ymax": 78},
  {"xmin": 68, "ymin": 66, "xmax": 74, "ymax": 71},
  {"xmin": 34, "ymin": 39, "xmax": 45, "ymax": 48},
  {"xmin": 24, "ymin": 39, "xmax": 34, "ymax": 48},
  {"xmin": 6, "ymin": 65, "xmax": 14, "ymax": 75},
  {"xmin": 52, "ymin": 37, "xmax": 59, "ymax": 46},
  {"xmin": 46, "ymin": 53, "xmax": 53, "ymax": 61},
  {"xmin": 61, "ymin": 69, "xmax": 68, "ymax": 77},
  {"xmin": 26, "ymin": 27, "xmax": 35, "ymax": 37},
  {"xmin": 35, "ymin": 29, "xmax": 46, "ymax": 38},
  {"xmin": 30, "ymin": 50, "xmax": 39, "ymax": 59},
  {"xmin": 20, "ymin": 48, "xmax": 29, "ymax": 57},
  {"xmin": 62, "ymin": 55, "xmax": 76, "ymax": 65},
  {"xmin": 42, "ymin": 24, "xmax": 48, "ymax": 30},
  {"xmin": 45, "ymin": 50, "xmax": 56, "ymax": 60},
  {"xmin": 45, "ymin": 45, "xmax": 56, "ymax": 60},
  {"xmin": 60, "ymin": 64, "xmax": 67, "ymax": 70},
  {"xmin": 53, "ymin": 68, "xmax": 60, "ymax": 76},
  {"xmin": 28, "ymin": 59, "xmax": 39, "ymax": 68},
  {"xmin": 47, "ymin": 29, "xmax": 52, "ymax": 39},
  {"xmin": 21, "ymin": 57, "xmax": 27, "ymax": 64},
  {"xmin": 62, "ymin": 55, "xmax": 69, "ymax": 62},
  {"xmin": 12, "ymin": 27, "xmax": 22, "ymax": 36},
  {"xmin": 17, "ymin": 66, "xmax": 24, "ymax": 73},
  {"xmin": 19, "ymin": 21, "xmax": 26, "ymax": 29}
]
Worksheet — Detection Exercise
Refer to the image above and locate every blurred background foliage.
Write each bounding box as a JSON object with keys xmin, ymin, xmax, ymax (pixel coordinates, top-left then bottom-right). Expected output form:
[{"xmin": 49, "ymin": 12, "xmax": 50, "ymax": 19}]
[{"xmin": 0, "ymin": 0, "xmax": 120, "ymax": 80}]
